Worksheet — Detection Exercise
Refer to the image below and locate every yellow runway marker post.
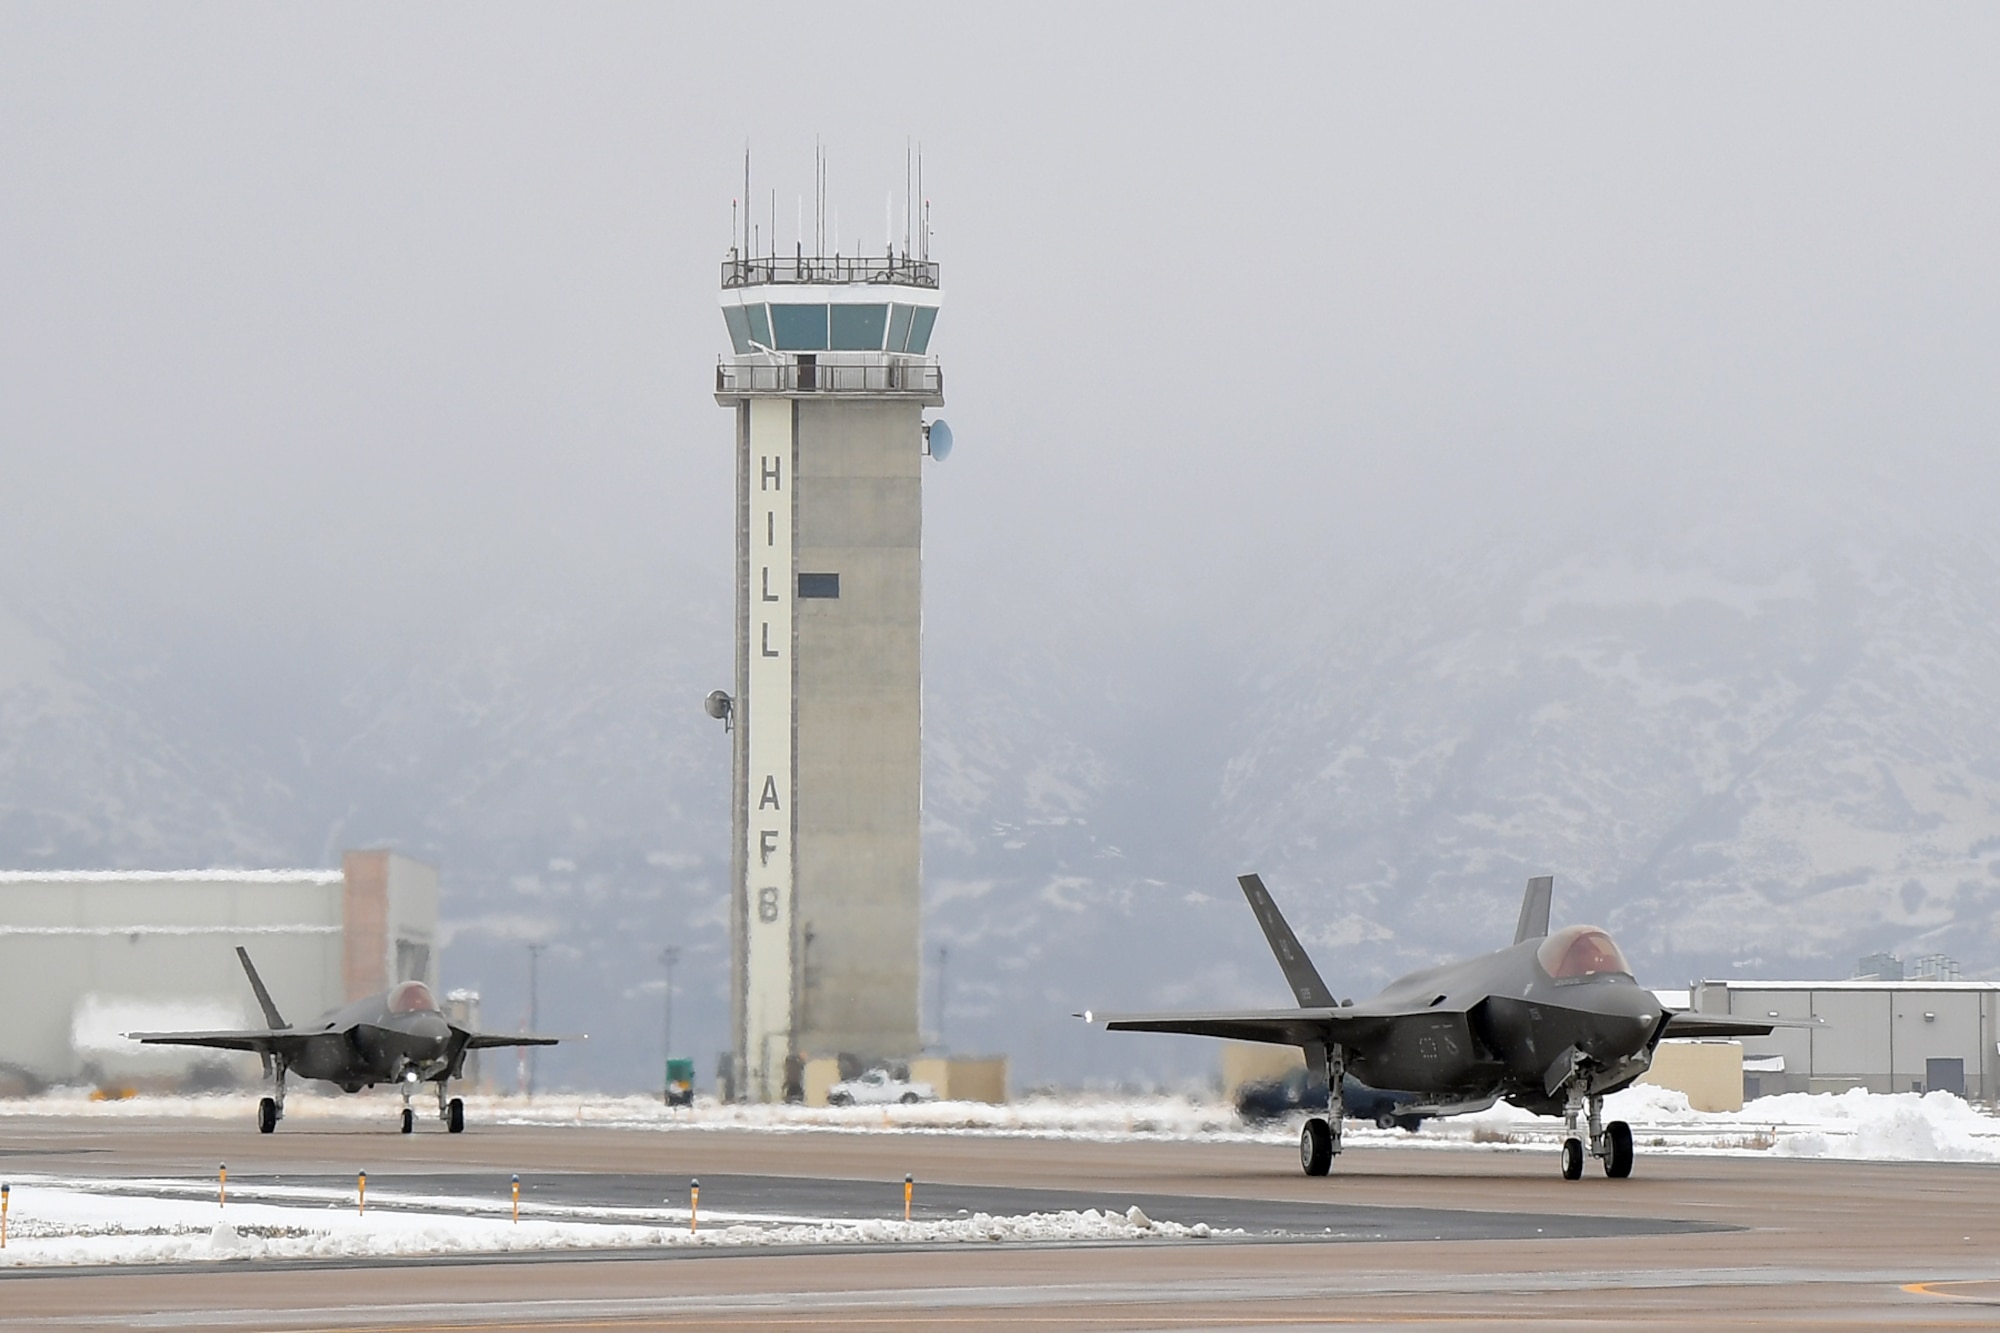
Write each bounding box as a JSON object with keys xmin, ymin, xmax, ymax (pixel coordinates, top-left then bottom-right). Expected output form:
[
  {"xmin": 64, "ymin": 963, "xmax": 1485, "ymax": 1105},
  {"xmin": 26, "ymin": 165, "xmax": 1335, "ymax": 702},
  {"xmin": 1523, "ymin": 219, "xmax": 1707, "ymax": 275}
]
[
  {"xmin": 357, "ymin": 1171, "xmax": 366, "ymax": 1216},
  {"xmin": 689, "ymin": 1178, "xmax": 699, "ymax": 1235},
  {"xmin": 511, "ymin": 1174, "xmax": 520, "ymax": 1224},
  {"xmin": 904, "ymin": 1173, "xmax": 913, "ymax": 1223},
  {"xmin": 2, "ymin": 1182, "xmax": 9, "ymax": 1249},
  {"xmin": 218, "ymin": 1163, "xmax": 226, "ymax": 1208}
]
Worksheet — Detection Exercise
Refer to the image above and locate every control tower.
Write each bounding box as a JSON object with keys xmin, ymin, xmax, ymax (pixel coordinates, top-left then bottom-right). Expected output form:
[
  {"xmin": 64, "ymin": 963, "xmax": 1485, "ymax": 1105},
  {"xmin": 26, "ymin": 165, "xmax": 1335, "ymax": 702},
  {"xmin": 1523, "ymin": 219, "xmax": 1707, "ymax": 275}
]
[{"xmin": 713, "ymin": 232, "xmax": 944, "ymax": 1103}]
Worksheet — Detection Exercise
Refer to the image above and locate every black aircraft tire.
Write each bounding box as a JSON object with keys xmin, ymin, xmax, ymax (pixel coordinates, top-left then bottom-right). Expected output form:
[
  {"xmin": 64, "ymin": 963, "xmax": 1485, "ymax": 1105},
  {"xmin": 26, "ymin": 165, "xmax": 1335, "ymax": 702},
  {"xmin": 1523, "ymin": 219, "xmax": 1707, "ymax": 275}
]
[
  {"xmin": 400, "ymin": 1107, "xmax": 415, "ymax": 1135},
  {"xmin": 257, "ymin": 1097, "xmax": 277, "ymax": 1134},
  {"xmin": 1375, "ymin": 1114, "xmax": 1397, "ymax": 1130},
  {"xmin": 448, "ymin": 1098, "xmax": 465, "ymax": 1134},
  {"xmin": 1300, "ymin": 1117, "xmax": 1334, "ymax": 1177},
  {"xmin": 1561, "ymin": 1137, "xmax": 1585, "ymax": 1180},
  {"xmin": 1604, "ymin": 1120, "xmax": 1634, "ymax": 1178}
]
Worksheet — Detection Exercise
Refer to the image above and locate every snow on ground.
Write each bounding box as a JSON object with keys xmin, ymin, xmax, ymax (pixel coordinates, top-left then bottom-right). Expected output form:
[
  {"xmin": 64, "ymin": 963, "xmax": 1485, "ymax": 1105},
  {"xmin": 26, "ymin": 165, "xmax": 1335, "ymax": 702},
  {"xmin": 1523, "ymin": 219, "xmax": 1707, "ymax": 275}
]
[
  {"xmin": 3, "ymin": 1084, "xmax": 1998, "ymax": 1164},
  {"xmin": 1421, "ymin": 1083, "xmax": 2000, "ymax": 1163},
  {"xmin": 0, "ymin": 1174, "xmax": 1220, "ymax": 1268}
]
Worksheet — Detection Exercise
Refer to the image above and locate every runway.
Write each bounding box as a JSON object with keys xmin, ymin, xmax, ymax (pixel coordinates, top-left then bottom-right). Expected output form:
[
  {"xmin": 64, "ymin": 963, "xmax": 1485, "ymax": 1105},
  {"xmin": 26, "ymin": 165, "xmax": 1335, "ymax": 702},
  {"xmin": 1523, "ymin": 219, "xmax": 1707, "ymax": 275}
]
[{"xmin": 4, "ymin": 1113, "xmax": 1999, "ymax": 1329}]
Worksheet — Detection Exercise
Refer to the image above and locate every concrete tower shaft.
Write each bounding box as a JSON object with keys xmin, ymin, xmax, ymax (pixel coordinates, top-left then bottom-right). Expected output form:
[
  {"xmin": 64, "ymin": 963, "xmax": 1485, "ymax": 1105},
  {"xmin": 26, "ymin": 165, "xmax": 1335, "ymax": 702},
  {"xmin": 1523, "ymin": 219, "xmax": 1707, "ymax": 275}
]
[{"xmin": 716, "ymin": 248, "xmax": 942, "ymax": 1103}]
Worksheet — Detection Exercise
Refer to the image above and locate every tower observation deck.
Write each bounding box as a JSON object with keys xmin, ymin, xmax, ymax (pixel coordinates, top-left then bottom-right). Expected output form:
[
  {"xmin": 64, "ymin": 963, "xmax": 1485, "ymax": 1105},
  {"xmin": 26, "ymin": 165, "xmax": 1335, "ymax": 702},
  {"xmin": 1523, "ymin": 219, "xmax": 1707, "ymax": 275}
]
[{"xmin": 715, "ymin": 243, "xmax": 943, "ymax": 1103}]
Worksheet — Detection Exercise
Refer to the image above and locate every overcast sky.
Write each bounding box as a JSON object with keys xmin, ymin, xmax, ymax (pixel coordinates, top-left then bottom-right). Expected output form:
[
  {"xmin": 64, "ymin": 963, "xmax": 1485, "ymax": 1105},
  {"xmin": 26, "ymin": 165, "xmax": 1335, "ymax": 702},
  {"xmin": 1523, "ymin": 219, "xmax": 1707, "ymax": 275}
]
[
  {"xmin": 5, "ymin": 4, "xmax": 2000, "ymax": 1090},
  {"xmin": 3, "ymin": 2, "xmax": 1996, "ymax": 661}
]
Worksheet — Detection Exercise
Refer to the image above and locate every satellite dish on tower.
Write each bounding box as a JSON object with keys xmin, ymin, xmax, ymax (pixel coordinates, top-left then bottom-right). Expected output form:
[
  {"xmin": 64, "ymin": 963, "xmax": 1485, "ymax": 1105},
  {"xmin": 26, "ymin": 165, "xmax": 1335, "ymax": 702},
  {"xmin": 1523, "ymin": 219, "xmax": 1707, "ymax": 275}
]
[
  {"xmin": 703, "ymin": 690, "xmax": 734, "ymax": 731},
  {"xmin": 924, "ymin": 419, "xmax": 953, "ymax": 462}
]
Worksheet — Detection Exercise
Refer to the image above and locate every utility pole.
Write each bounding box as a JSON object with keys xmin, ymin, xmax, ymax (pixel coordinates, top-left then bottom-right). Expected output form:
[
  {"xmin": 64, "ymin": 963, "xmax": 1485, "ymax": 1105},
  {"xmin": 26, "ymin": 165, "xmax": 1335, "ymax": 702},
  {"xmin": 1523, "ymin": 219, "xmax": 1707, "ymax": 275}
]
[
  {"xmin": 659, "ymin": 946, "xmax": 681, "ymax": 1099},
  {"xmin": 525, "ymin": 943, "xmax": 546, "ymax": 1098}
]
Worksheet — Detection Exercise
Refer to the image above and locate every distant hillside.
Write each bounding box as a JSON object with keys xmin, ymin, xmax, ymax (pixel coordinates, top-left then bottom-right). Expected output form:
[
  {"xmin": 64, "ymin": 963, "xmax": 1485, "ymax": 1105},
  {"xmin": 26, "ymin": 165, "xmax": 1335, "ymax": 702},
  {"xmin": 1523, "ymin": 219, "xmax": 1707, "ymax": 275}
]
[{"xmin": 5, "ymin": 497, "xmax": 1999, "ymax": 1091}]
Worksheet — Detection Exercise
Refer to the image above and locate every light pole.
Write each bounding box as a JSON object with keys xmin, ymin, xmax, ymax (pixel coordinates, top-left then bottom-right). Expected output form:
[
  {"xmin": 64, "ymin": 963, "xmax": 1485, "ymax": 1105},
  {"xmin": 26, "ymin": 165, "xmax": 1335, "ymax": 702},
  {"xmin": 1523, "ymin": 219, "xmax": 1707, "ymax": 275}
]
[
  {"xmin": 659, "ymin": 946, "xmax": 680, "ymax": 1100},
  {"xmin": 525, "ymin": 943, "xmax": 546, "ymax": 1098}
]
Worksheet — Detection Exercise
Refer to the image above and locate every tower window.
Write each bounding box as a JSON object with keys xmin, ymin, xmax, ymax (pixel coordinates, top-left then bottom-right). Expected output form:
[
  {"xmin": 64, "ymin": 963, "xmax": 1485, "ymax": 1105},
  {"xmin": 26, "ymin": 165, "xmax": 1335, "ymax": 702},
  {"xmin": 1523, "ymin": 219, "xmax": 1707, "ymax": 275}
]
[
  {"xmin": 770, "ymin": 303, "xmax": 829, "ymax": 351},
  {"xmin": 797, "ymin": 573, "xmax": 840, "ymax": 599},
  {"xmin": 722, "ymin": 306, "xmax": 753, "ymax": 354},
  {"xmin": 905, "ymin": 305, "xmax": 938, "ymax": 354},
  {"xmin": 829, "ymin": 304, "xmax": 889, "ymax": 350},
  {"xmin": 886, "ymin": 303, "xmax": 915, "ymax": 352}
]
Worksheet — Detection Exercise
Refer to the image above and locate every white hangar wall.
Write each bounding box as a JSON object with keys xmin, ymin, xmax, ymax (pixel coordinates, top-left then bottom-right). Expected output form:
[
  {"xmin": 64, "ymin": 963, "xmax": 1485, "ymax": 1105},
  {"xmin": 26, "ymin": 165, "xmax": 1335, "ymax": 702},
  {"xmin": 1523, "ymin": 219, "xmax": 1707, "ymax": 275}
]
[{"xmin": 1695, "ymin": 979, "xmax": 2000, "ymax": 1100}]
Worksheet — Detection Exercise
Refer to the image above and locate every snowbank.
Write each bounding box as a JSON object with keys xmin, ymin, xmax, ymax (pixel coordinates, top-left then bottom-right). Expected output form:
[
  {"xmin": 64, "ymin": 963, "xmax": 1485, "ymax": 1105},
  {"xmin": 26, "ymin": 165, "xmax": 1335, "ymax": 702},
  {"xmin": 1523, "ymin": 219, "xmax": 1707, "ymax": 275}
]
[
  {"xmin": 0, "ymin": 1177, "xmax": 1223, "ymax": 1268},
  {"xmin": 1435, "ymin": 1082, "xmax": 2000, "ymax": 1163}
]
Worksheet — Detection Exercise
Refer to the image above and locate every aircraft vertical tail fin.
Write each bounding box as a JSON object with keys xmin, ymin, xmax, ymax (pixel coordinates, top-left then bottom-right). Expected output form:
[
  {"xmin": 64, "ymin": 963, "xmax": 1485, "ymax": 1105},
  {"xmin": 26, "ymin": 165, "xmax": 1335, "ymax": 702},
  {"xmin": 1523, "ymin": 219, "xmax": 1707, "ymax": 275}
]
[
  {"xmin": 1513, "ymin": 875, "xmax": 1554, "ymax": 945},
  {"xmin": 235, "ymin": 946, "xmax": 289, "ymax": 1030},
  {"xmin": 1236, "ymin": 874, "xmax": 1335, "ymax": 1007}
]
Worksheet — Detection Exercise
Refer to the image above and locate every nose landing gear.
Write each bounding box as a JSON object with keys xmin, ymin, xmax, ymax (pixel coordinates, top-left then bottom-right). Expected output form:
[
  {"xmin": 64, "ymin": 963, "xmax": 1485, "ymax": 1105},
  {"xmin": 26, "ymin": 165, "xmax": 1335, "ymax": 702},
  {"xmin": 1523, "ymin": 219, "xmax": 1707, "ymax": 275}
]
[{"xmin": 1559, "ymin": 1093, "xmax": 1634, "ymax": 1180}]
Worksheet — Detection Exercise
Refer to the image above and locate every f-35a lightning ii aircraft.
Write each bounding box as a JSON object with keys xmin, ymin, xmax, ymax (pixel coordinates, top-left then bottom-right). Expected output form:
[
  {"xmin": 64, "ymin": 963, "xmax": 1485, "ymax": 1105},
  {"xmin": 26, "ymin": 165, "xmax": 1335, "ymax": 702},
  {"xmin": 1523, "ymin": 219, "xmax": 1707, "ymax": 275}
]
[
  {"xmin": 132, "ymin": 948, "xmax": 560, "ymax": 1135},
  {"xmin": 1091, "ymin": 874, "xmax": 1784, "ymax": 1180}
]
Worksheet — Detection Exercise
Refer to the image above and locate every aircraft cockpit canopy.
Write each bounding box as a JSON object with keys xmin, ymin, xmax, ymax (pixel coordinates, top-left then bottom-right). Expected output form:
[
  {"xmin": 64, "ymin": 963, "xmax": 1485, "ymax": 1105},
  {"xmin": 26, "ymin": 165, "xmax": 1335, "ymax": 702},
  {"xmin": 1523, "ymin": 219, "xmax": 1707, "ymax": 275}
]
[
  {"xmin": 387, "ymin": 980, "xmax": 438, "ymax": 1014},
  {"xmin": 1536, "ymin": 925, "xmax": 1632, "ymax": 980}
]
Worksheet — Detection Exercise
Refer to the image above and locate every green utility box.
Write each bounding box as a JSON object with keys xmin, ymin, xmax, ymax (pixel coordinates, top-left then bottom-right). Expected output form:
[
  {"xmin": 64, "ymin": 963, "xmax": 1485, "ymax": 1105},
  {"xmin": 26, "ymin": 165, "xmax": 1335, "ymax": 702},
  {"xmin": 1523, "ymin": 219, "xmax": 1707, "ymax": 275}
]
[{"xmin": 665, "ymin": 1058, "xmax": 695, "ymax": 1108}]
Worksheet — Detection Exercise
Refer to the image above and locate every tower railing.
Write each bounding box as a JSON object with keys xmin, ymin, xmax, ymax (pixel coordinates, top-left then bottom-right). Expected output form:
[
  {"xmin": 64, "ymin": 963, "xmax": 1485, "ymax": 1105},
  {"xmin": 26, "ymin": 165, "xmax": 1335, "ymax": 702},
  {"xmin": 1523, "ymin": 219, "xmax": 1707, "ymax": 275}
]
[
  {"xmin": 716, "ymin": 358, "xmax": 943, "ymax": 398},
  {"xmin": 721, "ymin": 254, "xmax": 940, "ymax": 290}
]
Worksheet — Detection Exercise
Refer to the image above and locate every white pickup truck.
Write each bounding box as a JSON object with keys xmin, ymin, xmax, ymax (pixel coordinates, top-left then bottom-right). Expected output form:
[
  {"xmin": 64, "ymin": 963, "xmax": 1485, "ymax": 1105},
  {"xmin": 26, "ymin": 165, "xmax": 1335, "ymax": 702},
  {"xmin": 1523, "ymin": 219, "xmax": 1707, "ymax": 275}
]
[{"xmin": 826, "ymin": 1068, "xmax": 937, "ymax": 1106}]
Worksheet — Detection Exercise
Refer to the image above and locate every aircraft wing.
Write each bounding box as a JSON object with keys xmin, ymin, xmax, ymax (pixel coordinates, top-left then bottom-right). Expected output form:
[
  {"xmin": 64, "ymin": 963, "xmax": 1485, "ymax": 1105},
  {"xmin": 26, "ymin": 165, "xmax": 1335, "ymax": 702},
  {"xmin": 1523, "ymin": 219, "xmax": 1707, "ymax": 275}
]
[
  {"xmin": 1657, "ymin": 1011, "xmax": 1795, "ymax": 1040},
  {"xmin": 128, "ymin": 1028, "xmax": 309, "ymax": 1054},
  {"xmin": 1089, "ymin": 1007, "xmax": 1392, "ymax": 1048},
  {"xmin": 458, "ymin": 1031, "xmax": 563, "ymax": 1049}
]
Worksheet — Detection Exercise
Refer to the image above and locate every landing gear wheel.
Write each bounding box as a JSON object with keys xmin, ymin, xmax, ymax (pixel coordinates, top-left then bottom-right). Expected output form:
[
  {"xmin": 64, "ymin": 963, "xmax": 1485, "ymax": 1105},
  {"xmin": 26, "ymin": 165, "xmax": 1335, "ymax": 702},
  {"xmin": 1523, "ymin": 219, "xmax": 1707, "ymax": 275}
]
[
  {"xmin": 447, "ymin": 1098, "xmax": 465, "ymax": 1134},
  {"xmin": 899, "ymin": 1092, "xmax": 920, "ymax": 1105},
  {"xmin": 1300, "ymin": 1117, "xmax": 1334, "ymax": 1177},
  {"xmin": 1603, "ymin": 1120, "xmax": 1634, "ymax": 1178},
  {"xmin": 1375, "ymin": 1113, "xmax": 1397, "ymax": 1130},
  {"xmin": 1561, "ymin": 1137, "xmax": 1585, "ymax": 1180},
  {"xmin": 400, "ymin": 1107, "xmax": 415, "ymax": 1135},
  {"xmin": 257, "ymin": 1097, "xmax": 277, "ymax": 1134}
]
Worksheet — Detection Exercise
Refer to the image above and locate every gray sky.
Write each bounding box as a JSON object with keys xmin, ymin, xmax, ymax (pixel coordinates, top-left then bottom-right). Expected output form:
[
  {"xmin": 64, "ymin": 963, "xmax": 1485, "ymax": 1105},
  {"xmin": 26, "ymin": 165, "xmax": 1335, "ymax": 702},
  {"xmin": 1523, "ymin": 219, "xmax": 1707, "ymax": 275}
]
[{"xmin": 5, "ymin": 3, "xmax": 1996, "ymax": 659}]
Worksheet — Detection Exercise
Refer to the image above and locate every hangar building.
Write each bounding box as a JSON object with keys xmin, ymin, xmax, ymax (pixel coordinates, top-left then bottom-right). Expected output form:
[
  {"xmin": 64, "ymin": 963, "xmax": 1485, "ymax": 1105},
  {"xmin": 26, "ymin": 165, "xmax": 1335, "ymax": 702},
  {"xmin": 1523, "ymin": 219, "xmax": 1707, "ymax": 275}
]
[
  {"xmin": 1692, "ymin": 978, "xmax": 2000, "ymax": 1100},
  {"xmin": 0, "ymin": 850, "xmax": 438, "ymax": 1090}
]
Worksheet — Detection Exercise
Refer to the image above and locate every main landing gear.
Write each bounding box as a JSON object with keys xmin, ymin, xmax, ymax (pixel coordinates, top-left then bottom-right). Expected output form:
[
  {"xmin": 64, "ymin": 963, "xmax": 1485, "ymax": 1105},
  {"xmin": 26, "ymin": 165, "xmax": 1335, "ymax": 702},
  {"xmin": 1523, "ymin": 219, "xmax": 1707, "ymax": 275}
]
[
  {"xmin": 1301, "ymin": 1118, "xmax": 1334, "ymax": 1176},
  {"xmin": 256, "ymin": 1058, "xmax": 289, "ymax": 1134},
  {"xmin": 1299, "ymin": 1045, "xmax": 1346, "ymax": 1177},
  {"xmin": 1560, "ymin": 1093, "xmax": 1633, "ymax": 1180}
]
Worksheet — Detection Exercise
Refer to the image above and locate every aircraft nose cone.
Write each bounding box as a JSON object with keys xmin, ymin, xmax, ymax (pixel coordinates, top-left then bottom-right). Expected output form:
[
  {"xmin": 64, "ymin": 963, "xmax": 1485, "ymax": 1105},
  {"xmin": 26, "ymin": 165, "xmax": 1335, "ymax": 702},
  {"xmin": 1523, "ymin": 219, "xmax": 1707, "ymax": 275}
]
[
  {"xmin": 1585, "ymin": 986, "xmax": 1660, "ymax": 1058},
  {"xmin": 407, "ymin": 1012, "xmax": 451, "ymax": 1053}
]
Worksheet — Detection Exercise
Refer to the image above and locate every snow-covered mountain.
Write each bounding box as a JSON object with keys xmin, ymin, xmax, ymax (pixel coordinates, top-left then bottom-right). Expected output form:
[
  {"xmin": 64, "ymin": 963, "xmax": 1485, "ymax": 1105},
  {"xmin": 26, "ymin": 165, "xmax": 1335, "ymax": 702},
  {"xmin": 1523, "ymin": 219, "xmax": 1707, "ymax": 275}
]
[{"xmin": 5, "ymin": 492, "xmax": 1999, "ymax": 1091}]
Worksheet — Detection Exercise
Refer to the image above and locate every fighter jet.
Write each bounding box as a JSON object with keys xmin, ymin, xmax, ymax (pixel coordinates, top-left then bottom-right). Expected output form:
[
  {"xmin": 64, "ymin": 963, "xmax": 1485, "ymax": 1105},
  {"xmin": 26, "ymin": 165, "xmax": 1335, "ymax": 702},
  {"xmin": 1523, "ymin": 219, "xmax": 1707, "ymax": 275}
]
[
  {"xmin": 130, "ymin": 947, "xmax": 559, "ymax": 1134},
  {"xmin": 1091, "ymin": 874, "xmax": 1784, "ymax": 1180}
]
